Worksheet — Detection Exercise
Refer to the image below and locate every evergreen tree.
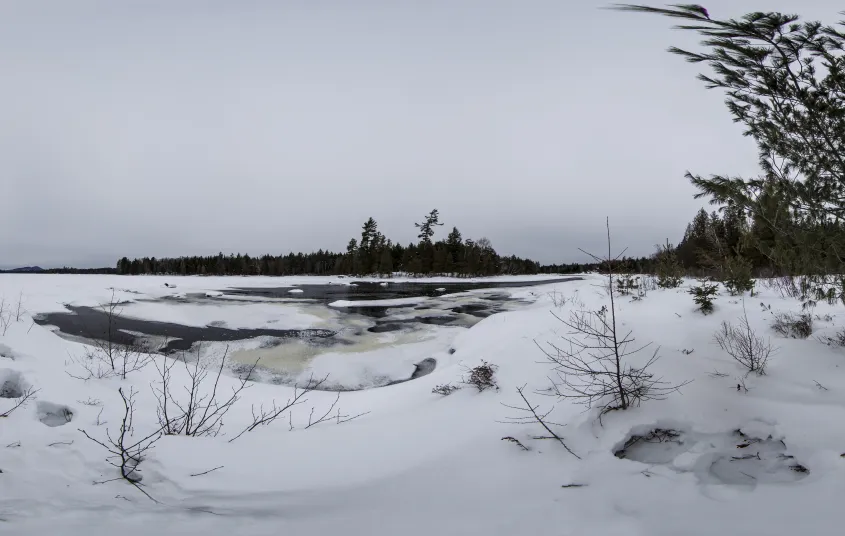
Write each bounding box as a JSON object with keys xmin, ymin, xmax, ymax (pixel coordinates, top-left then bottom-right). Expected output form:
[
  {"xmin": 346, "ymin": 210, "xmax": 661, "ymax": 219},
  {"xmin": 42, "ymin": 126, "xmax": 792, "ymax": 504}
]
[
  {"xmin": 415, "ymin": 209, "xmax": 443, "ymax": 244},
  {"xmin": 619, "ymin": 3, "xmax": 845, "ymax": 292},
  {"xmin": 379, "ymin": 247, "xmax": 393, "ymax": 276}
]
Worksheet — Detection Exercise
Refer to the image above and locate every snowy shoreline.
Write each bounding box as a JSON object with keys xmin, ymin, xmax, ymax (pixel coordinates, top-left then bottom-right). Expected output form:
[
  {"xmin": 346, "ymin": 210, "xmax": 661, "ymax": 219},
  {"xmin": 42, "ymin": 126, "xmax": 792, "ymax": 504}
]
[{"xmin": 2, "ymin": 274, "xmax": 844, "ymax": 535}]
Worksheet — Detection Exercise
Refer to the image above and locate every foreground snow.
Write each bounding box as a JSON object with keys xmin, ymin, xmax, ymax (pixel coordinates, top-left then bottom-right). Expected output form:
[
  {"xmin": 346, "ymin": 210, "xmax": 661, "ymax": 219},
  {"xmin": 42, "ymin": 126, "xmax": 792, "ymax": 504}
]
[{"xmin": 1, "ymin": 274, "xmax": 844, "ymax": 535}]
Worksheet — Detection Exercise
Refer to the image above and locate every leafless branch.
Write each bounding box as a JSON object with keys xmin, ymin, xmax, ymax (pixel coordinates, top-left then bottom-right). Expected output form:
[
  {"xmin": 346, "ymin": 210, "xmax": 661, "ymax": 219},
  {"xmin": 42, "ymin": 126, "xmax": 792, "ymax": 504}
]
[
  {"xmin": 190, "ymin": 466, "xmax": 224, "ymax": 477},
  {"xmin": 500, "ymin": 385, "xmax": 579, "ymax": 459},
  {"xmin": 0, "ymin": 386, "xmax": 39, "ymax": 418},
  {"xmin": 229, "ymin": 373, "xmax": 324, "ymax": 442},
  {"xmin": 501, "ymin": 436, "xmax": 530, "ymax": 451},
  {"xmin": 814, "ymin": 380, "xmax": 829, "ymax": 391}
]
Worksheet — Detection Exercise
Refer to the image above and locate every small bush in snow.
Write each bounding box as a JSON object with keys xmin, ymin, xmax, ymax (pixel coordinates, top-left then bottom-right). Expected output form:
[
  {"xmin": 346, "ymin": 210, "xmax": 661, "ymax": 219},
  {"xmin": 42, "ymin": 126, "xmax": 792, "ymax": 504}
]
[
  {"xmin": 689, "ymin": 280, "xmax": 719, "ymax": 314},
  {"xmin": 462, "ymin": 361, "xmax": 499, "ymax": 392},
  {"xmin": 771, "ymin": 312, "xmax": 813, "ymax": 339},
  {"xmin": 432, "ymin": 384, "xmax": 461, "ymax": 396},
  {"xmin": 616, "ymin": 275, "xmax": 638, "ymax": 296},
  {"xmin": 715, "ymin": 307, "xmax": 774, "ymax": 375},
  {"xmin": 819, "ymin": 328, "xmax": 845, "ymax": 347},
  {"xmin": 722, "ymin": 256, "xmax": 755, "ymax": 296},
  {"xmin": 654, "ymin": 242, "xmax": 684, "ymax": 289}
]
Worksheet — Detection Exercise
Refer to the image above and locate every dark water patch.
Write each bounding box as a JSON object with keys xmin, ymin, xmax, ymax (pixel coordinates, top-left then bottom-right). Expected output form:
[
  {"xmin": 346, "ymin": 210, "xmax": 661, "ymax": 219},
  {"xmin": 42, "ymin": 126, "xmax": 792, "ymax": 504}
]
[
  {"xmin": 367, "ymin": 315, "xmax": 459, "ymax": 333},
  {"xmin": 449, "ymin": 303, "xmax": 496, "ymax": 318},
  {"xmin": 34, "ymin": 305, "xmax": 336, "ymax": 353},
  {"xmin": 336, "ymin": 306, "xmax": 412, "ymax": 319},
  {"xmin": 367, "ymin": 323, "xmax": 405, "ymax": 334},
  {"xmin": 226, "ymin": 277, "xmax": 580, "ymax": 302}
]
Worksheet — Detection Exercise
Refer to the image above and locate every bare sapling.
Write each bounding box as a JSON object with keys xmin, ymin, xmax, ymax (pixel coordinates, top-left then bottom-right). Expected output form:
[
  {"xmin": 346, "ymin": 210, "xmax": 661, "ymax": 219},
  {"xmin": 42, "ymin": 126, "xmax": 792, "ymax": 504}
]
[
  {"xmin": 537, "ymin": 219, "xmax": 691, "ymax": 419},
  {"xmin": 79, "ymin": 387, "xmax": 164, "ymax": 502}
]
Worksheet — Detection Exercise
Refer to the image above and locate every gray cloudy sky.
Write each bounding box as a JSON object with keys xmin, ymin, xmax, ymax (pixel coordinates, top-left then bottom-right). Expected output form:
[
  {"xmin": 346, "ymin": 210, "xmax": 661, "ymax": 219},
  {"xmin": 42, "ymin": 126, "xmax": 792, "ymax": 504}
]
[{"xmin": 1, "ymin": 0, "xmax": 839, "ymax": 268}]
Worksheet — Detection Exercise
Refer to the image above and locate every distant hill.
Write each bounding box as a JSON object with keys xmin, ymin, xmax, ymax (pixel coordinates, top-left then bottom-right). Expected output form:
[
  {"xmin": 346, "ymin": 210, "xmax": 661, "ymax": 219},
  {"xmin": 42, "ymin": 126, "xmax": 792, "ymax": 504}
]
[{"xmin": 2, "ymin": 266, "xmax": 45, "ymax": 273}]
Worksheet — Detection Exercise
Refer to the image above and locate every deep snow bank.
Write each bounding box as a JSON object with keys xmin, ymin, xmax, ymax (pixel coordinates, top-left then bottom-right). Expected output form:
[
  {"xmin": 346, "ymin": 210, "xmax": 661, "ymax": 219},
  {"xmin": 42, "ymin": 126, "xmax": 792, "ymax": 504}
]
[{"xmin": 1, "ymin": 274, "xmax": 844, "ymax": 535}]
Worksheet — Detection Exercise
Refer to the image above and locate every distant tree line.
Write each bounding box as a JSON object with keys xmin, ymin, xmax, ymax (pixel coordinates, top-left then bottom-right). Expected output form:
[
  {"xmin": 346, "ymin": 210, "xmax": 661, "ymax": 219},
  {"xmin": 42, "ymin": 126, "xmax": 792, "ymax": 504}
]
[
  {"xmin": 0, "ymin": 266, "xmax": 117, "ymax": 275},
  {"xmin": 538, "ymin": 256, "xmax": 655, "ymax": 275},
  {"xmin": 116, "ymin": 209, "xmax": 543, "ymax": 277}
]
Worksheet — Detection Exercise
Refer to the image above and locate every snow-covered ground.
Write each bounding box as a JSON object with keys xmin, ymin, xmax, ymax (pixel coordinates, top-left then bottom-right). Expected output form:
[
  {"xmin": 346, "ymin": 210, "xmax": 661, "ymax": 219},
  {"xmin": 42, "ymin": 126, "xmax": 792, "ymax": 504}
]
[{"xmin": 1, "ymin": 274, "xmax": 844, "ymax": 535}]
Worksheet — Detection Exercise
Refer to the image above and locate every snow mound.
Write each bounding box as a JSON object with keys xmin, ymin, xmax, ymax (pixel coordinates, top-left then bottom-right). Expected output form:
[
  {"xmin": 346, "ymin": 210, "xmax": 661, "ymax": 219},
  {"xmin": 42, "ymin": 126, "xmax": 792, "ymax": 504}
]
[
  {"xmin": 0, "ymin": 369, "xmax": 29, "ymax": 398},
  {"xmin": 0, "ymin": 343, "xmax": 15, "ymax": 360},
  {"xmin": 0, "ymin": 369, "xmax": 28, "ymax": 398},
  {"xmin": 205, "ymin": 291, "xmax": 223, "ymax": 298},
  {"xmin": 36, "ymin": 401, "xmax": 75, "ymax": 427},
  {"xmin": 288, "ymin": 289, "xmax": 304, "ymax": 294}
]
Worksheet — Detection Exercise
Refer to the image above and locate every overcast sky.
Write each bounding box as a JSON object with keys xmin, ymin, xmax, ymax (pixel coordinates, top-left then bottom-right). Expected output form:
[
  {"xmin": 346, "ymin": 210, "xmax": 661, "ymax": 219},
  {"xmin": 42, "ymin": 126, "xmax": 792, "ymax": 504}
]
[{"xmin": 2, "ymin": 0, "xmax": 840, "ymax": 268}]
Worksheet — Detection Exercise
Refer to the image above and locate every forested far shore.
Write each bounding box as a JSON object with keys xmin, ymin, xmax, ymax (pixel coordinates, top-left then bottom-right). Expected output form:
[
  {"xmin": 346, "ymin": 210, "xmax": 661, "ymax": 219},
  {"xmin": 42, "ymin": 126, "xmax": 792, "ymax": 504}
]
[{"xmin": 115, "ymin": 210, "xmax": 544, "ymax": 277}]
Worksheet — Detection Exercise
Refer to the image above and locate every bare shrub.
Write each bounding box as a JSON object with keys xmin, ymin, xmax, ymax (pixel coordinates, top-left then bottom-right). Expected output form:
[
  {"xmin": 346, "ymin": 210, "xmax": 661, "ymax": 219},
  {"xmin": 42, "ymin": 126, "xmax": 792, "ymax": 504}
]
[
  {"xmin": 715, "ymin": 305, "xmax": 774, "ymax": 375},
  {"xmin": 538, "ymin": 220, "xmax": 690, "ymax": 418},
  {"xmin": 231, "ymin": 373, "xmax": 331, "ymax": 441},
  {"xmin": 819, "ymin": 328, "xmax": 845, "ymax": 347},
  {"xmin": 548, "ymin": 290, "xmax": 584, "ymax": 309},
  {"xmin": 152, "ymin": 345, "xmax": 257, "ymax": 437},
  {"xmin": 771, "ymin": 312, "xmax": 813, "ymax": 339},
  {"xmin": 66, "ymin": 291, "xmax": 153, "ymax": 380},
  {"xmin": 432, "ymin": 383, "xmax": 461, "ymax": 396},
  {"xmin": 79, "ymin": 387, "xmax": 163, "ymax": 502},
  {"xmin": 462, "ymin": 361, "xmax": 498, "ymax": 392}
]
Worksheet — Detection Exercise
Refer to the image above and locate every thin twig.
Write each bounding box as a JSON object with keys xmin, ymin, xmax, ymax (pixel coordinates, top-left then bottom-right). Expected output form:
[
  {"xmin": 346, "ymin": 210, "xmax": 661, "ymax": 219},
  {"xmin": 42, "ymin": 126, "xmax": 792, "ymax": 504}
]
[{"xmin": 190, "ymin": 465, "xmax": 224, "ymax": 477}]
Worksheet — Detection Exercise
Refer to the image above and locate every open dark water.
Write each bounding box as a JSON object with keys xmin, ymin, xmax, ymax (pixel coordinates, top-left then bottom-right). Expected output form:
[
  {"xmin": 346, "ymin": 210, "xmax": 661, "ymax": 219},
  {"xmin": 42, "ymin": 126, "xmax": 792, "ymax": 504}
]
[{"xmin": 34, "ymin": 278, "xmax": 579, "ymax": 354}]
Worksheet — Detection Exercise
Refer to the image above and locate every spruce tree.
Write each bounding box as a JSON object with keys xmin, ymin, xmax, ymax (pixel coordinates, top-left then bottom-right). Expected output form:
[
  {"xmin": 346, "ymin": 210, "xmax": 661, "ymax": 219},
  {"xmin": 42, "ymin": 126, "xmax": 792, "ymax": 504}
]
[
  {"xmin": 616, "ymin": 3, "xmax": 845, "ymax": 293},
  {"xmin": 415, "ymin": 209, "xmax": 443, "ymax": 244}
]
